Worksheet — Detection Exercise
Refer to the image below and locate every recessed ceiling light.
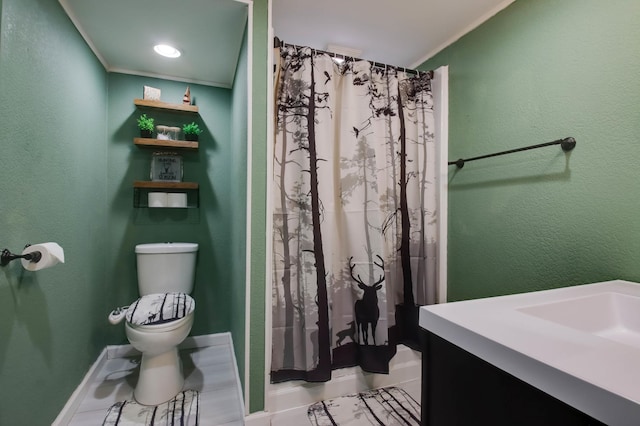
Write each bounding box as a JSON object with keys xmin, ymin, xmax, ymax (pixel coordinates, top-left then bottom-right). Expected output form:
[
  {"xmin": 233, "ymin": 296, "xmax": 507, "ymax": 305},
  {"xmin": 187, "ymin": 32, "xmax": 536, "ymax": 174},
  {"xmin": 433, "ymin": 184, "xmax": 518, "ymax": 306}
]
[{"xmin": 154, "ymin": 44, "xmax": 181, "ymax": 58}]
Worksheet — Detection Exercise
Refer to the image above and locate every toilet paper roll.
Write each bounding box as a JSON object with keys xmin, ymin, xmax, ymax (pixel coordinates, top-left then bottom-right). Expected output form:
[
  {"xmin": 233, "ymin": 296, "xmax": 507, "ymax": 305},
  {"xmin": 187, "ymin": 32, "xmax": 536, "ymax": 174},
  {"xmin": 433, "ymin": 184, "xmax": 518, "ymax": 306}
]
[
  {"xmin": 167, "ymin": 192, "xmax": 187, "ymax": 208},
  {"xmin": 21, "ymin": 242, "xmax": 65, "ymax": 271},
  {"xmin": 148, "ymin": 192, "xmax": 168, "ymax": 208}
]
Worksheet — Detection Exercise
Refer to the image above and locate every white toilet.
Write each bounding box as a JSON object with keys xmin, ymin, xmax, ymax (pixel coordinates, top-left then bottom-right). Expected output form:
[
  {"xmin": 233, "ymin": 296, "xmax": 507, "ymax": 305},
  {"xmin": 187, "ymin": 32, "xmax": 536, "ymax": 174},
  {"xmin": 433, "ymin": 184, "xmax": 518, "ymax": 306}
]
[{"xmin": 109, "ymin": 242, "xmax": 198, "ymax": 406}]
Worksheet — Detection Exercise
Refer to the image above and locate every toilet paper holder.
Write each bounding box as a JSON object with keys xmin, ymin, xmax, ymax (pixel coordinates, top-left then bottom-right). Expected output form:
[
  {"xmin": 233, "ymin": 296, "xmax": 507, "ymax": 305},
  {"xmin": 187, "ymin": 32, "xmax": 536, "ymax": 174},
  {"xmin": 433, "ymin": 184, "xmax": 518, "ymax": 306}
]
[{"xmin": 0, "ymin": 245, "xmax": 42, "ymax": 266}]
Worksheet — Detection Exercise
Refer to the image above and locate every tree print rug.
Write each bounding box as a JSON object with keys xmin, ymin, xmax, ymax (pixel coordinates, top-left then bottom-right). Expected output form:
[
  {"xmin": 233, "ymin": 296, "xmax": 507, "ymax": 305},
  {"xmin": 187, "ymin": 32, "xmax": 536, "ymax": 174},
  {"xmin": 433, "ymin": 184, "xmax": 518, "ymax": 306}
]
[
  {"xmin": 307, "ymin": 386, "xmax": 420, "ymax": 425},
  {"xmin": 102, "ymin": 390, "xmax": 199, "ymax": 425}
]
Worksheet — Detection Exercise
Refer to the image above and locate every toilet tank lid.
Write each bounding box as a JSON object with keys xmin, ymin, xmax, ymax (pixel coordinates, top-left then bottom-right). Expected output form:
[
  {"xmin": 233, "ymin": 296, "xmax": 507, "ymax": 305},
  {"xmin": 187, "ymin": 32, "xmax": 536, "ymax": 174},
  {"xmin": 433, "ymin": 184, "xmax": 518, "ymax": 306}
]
[{"xmin": 135, "ymin": 242, "xmax": 199, "ymax": 254}]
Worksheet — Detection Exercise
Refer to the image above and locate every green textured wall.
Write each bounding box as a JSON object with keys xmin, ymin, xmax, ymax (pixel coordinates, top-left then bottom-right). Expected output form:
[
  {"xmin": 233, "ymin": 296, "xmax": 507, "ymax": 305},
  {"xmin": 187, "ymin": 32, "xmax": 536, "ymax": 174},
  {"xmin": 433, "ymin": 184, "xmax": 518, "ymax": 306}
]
[
  {"xmin": 230, "ymin": 26, "xmax": 249, "ymax": 392},
  {"xmin": 248, "ymin": 0, "xmax": 269, "ymax": 413},
  {"xmin": 105, "ymin": 73, "xmax": 239, "ymax": 340},
  {"xmin": 0, "ymin": 0, "xmax": 108, "ymax": 424},
  {"xmin": 0, "ymin": 0, "xmax": 262, "ymax": 421},
  {"xmin": 420, "ymin": 0, "xmax": 640, "ymax": 301}
]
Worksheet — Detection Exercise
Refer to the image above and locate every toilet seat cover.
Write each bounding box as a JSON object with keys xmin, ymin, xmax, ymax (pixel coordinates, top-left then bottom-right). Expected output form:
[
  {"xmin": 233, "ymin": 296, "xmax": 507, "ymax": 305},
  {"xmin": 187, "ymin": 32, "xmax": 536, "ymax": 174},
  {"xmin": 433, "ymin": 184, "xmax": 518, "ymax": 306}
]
[{"xmin": 126, "ymin": 292, "xmax": 195, "ymax": 326}]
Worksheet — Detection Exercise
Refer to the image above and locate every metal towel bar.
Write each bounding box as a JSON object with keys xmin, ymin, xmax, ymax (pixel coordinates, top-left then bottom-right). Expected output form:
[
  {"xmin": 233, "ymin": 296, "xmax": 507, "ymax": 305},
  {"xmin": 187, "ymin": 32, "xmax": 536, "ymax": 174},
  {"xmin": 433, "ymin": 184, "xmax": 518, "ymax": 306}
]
[{"xmin": 449, "ymin": 137, "xmax": 576, "ymax": 169}]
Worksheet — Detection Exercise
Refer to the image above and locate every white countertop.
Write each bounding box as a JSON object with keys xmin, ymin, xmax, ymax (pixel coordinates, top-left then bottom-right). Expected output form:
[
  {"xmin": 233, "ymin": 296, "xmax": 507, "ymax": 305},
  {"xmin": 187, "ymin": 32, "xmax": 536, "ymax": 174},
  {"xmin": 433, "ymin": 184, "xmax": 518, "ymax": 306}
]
[{"xmin": 419, "ymin": 279, "xmax": 640, "ymax": 426}]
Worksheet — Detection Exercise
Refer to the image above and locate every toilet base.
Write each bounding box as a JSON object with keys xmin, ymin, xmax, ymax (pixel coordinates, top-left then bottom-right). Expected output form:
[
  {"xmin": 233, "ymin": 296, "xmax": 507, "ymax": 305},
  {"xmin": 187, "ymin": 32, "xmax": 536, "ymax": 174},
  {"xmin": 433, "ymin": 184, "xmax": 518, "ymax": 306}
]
[{"xmin": 134, "ymin": 347, "xmax": 184, "ymax": 406}]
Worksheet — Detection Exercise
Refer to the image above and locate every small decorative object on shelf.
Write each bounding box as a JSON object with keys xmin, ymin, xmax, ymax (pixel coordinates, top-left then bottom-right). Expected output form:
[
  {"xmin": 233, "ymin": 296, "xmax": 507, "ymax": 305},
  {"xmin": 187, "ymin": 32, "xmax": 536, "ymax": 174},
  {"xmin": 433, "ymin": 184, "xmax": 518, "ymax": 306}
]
[
  {"xmin": 156, "ymin": 125, "xmax": 169, "ymax": 140},
  {"xmin": 137, "ymin": 113, "xmax": 155, "ymax": 138},
  {"xmin": 183, "ymin": 86, "xmax": 191, "ymax": 105},
  {"xmin": 143, "ymin": 85, "xmax": 161, "ymax": 100},
  {"xmin": 150, "ymin": 152, "xmax": 183, "ymax": 182},
  {"xmin": 156, "ymin": 125, "xmax": 181, "ymax": 141},
  {"xmin": 168, "ymin": 126, "xmax": 180, "ymax": 140},
  {"xmin": 183, "ymin": 122, "xmax": 202, "ymax": 141}
]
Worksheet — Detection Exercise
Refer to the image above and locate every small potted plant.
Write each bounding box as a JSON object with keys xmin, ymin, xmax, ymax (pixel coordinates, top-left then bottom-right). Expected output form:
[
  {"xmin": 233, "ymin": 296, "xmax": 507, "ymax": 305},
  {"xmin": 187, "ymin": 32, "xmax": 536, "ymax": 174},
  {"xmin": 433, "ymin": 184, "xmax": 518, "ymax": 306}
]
[
  {"xmin": 183, "ymin": 122, "xmax": 203, "ymax": 141},
  {"xmin": 137, "ymin": 114, "xmax": 155, "ymax": 138}
]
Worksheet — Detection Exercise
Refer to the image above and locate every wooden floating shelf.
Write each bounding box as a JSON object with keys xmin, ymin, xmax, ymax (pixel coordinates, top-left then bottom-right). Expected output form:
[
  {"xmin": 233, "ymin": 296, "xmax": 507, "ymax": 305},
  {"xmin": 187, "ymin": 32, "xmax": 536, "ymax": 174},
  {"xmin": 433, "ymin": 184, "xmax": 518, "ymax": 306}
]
[
  {"xmin": 134, "ymin": 138, "xmax": 198, "ymax": 150},
  {"xmin": 134, "ymin": 98, "xmax": 199, "ymax": 113},
  {"xmin": 134, "ymin": 181, "xmax": 199, "ymax": 189}
]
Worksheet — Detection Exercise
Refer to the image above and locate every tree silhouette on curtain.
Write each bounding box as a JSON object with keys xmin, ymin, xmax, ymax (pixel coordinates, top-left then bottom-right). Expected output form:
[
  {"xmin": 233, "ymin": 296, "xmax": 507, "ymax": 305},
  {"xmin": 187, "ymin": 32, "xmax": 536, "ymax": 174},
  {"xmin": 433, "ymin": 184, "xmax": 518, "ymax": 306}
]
[{"xmin": 271, "ymin": 44, "xmax": 438, "ymax": 383}]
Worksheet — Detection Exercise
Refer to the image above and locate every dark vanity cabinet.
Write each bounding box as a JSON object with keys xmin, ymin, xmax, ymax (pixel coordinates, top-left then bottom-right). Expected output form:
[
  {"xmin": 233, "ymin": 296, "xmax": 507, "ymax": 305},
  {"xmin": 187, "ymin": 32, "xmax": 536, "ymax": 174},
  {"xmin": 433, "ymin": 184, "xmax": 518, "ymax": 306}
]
[{"xmin": 420, "ymin": 330, "xmax": 606, "ymax": 426}]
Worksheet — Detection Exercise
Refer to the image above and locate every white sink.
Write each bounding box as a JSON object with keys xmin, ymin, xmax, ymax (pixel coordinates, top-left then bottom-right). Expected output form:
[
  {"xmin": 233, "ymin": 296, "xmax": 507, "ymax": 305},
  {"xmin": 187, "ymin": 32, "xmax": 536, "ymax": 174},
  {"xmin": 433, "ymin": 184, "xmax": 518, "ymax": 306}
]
[
  {"xmin": 419, "ymin": 280, "xmax": 640, "ymax": 425},
  {"xmin": 518, "ymin": 292, "xmax": 640, "ymax": 349}
]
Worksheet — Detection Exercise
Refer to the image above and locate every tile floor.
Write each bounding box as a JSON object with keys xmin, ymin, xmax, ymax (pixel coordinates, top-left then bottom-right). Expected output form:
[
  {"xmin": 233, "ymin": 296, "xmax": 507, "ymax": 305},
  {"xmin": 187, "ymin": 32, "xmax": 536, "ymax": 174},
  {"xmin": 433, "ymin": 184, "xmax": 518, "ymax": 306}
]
[
  {"xmin": 267, "ymin": 380, "xmax": 422, "ymax": 425},
  {"xmin": 62, "ymin": 337, "xmax": 421, "ymax": 425},
  {"xmin": 66, "ymin": 342, "xmax": 244, "ymax": 425}
]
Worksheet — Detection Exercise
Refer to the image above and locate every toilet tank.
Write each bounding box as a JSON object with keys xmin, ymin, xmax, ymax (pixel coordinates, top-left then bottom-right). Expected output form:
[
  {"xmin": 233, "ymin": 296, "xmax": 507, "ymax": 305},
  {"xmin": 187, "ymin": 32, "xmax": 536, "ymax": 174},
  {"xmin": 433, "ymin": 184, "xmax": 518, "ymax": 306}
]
[{"xmin": 135, "ymin": 243, "xmax": 198, "ymax": 295}]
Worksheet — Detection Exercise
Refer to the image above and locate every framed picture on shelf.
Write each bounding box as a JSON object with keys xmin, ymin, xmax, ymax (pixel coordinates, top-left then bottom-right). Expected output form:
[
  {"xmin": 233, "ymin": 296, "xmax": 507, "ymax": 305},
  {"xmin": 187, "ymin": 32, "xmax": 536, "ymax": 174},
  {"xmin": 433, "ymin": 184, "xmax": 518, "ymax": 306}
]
[
  {"xmin": 150, "ymin": 152, "xmax": 183, "ymax": 182},
  {"xmin": 143, "ymin": 85, "xmax": 161, "ymax": 100}
]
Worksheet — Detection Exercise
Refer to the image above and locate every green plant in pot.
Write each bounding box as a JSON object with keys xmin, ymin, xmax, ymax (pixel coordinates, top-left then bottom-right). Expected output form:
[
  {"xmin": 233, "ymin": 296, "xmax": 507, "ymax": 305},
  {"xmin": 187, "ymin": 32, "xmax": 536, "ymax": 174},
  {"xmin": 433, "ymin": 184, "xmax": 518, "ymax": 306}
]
[
  {"xmin": 137, "ymin": 114, "xmax": 155, "ymax": 138},
  {"xmin": 183, "ymin": 122, "xmax": 203, "ymax": 141}
]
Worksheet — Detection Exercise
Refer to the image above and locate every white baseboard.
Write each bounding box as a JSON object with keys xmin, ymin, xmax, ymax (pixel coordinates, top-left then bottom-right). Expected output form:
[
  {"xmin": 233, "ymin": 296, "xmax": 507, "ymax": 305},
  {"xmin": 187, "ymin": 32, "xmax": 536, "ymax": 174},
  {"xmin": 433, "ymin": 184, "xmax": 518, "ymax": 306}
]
[{"xmin": 265, "ymin": 344, "xmax": 421, "ymax": 414}]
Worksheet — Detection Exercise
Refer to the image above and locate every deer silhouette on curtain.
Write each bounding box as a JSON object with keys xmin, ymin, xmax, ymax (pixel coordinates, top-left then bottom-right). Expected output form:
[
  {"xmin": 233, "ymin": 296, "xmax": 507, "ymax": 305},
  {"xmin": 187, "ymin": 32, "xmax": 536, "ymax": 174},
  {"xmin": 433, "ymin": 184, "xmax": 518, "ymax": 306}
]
[{"xmin": 271, "ymin": 44, "xmax": 439, "ymax": 383}]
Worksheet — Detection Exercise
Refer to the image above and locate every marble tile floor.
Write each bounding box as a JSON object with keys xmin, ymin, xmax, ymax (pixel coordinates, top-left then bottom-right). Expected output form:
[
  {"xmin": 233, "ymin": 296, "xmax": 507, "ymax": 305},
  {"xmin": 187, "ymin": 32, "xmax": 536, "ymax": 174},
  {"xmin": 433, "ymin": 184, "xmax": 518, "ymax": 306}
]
[
  {"xmin": 267, "ymin": 380, "xmax": 422, "ymax": 425},
  {"xmin": 62, "ymin": 336, "xmax": 421, "ymax": 425},
  {"xmin": 65, "ymin": 342, "xmax": 244, "ymax": 425}
]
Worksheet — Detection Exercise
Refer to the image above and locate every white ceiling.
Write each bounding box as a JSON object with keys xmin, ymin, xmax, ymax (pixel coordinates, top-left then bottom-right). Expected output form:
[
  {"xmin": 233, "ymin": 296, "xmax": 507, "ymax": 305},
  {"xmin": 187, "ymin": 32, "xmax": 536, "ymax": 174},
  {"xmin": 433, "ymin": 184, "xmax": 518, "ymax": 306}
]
[
  {"xmin": 59, "ymin": 0, "xmax": 248, "ymax": 88},
  {"xmin": 274, "ymin": 0, "xmax": 515, "ymax": 68},
  {"xmin": 59, "ymin": 0, "xmax": 514, "ymax": 89}
]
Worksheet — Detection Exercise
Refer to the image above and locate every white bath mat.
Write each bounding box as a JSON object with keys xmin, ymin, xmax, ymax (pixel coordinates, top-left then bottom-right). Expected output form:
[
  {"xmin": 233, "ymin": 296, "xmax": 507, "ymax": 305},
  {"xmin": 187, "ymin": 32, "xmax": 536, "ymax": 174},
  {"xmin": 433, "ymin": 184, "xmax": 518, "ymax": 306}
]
[
  {"xmin": 102, "ymin": 389, "xmax": 199, "ymax": 425},
  {"xmin": 307, "ymin": 386, "xmax": 420, "ymax": 425}
]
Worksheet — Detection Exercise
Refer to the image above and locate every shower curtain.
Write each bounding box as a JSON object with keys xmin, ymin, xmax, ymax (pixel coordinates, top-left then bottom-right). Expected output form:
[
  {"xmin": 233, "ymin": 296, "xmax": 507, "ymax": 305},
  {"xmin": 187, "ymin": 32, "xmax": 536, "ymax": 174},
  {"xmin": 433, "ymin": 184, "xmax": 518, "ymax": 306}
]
[{"xmin": 271, "ymin": 44, "xmax": 438, "ymax": 383}]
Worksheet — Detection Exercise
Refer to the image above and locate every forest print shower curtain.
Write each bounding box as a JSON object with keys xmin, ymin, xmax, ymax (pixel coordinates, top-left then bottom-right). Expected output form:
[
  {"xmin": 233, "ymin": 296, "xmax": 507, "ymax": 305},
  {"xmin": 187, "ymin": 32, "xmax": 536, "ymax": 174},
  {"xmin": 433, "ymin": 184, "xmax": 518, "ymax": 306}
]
[{"xmin": 271, "ymin": 44, "xmax": 438, "ymax": 383}]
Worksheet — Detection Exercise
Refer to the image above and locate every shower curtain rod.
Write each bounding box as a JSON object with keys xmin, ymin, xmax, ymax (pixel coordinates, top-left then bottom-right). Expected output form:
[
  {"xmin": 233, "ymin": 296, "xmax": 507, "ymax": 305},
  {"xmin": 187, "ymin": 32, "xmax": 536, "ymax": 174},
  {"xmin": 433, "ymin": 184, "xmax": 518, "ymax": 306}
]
[
  {"xmin": 274, "ymin": 37, "xmax": 431, "ymax": 77},
  {"xmin": 448, "ymin": 137, "xmax": 576, "ymax": 169}
]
